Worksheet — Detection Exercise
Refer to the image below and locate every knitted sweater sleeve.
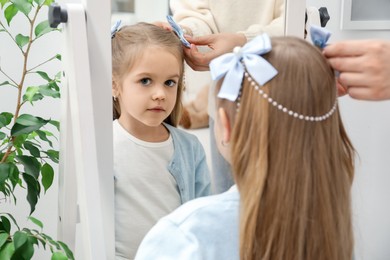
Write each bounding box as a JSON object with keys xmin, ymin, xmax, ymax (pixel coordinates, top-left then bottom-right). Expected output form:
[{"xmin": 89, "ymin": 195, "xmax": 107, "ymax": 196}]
[
  {"xmin": 170, "ymin": 0, "xmax": 285, "ymax": 40},
  {"xmin": 170, "ymin": 0, "xmax": 217, "ymax": 36}
]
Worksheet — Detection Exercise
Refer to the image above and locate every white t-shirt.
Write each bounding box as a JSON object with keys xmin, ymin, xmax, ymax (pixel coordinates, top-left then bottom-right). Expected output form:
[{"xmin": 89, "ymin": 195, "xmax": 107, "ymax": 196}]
[{"xmin": 113, "ymin": 120, "xmax": 181, "ymax": 260}]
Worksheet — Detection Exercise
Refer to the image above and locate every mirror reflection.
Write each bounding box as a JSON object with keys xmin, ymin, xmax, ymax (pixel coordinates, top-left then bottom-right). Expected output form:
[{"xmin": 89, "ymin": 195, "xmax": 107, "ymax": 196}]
[
  {"xmin": 111, "ymin": 1, "xmax": 287, "ymax": 259},
  {"xmin": 112, "ymin": 0, "xmax": 134, "ymax": 13}
]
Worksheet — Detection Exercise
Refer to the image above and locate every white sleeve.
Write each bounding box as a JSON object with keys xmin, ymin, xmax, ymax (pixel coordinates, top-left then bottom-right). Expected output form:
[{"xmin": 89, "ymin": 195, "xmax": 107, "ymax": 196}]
[
  {"xmin": 171, "ymin": 0, "xmax": 285, "ymax": 40},
  {"xmin": 170, "ymin": 0, "xmax": 217, "ymax": 36},
  {"xmin": 135, "ymin": 219, "xmax": 202, "ymax": 260},
  {"xmin": 237, "ymin": 0, "xmax": 285, "ymax": 40}
]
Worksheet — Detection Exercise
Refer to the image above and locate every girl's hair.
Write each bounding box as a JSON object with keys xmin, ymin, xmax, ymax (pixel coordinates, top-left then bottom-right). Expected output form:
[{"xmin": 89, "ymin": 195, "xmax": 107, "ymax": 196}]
[
  {"xmin": 217, "ymin": 37, "xmax": 355, "ymax": 260},
  {"xmin": 111, "ymin": 22, "xmax": 184, "ymax": 126}
]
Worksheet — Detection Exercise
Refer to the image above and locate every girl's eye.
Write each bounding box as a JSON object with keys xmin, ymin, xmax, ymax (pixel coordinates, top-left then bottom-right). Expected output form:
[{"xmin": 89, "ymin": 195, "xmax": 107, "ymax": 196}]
[
  {"xmin": 165, "ymin": 80, "xmax": 176, "ymax": 87},
  {"xmin": 140, "ymin": 78, "xmax": 151, "ymax": 86}
]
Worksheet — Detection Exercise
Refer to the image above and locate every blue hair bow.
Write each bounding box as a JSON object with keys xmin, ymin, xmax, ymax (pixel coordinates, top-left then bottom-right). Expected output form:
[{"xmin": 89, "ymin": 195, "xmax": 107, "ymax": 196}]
[
  {"xmin": 310, "ymin": 25, "xmax": 331, "ymax": 49},
  {"xmin": 210, "ymin": 33, "xmax": 278, "ymax": 101},
  {"xmin": 111, "ymin": 20, "xmax": 122, "ymax": 39}
]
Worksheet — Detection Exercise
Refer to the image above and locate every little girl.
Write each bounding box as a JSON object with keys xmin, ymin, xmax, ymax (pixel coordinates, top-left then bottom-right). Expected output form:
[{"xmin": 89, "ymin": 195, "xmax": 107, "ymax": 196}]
[
  {"xmin": 111, "ymin": 22, "xmax": 211, "ymax": 259},
  {"xmin": 135, "ymin": 34, "xmax": 355, "ymax": 260}
]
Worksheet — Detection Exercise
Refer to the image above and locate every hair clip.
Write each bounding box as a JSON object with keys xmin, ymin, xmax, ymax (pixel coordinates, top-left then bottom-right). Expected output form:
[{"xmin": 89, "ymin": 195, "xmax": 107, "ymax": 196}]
[
  {"xmin": 310, "ymin": 25, "xmax": 331, "ymax": 49},
  {"xmin": 111, "ymin": 20, "xmax": 122, "ymax": 39},
  {"xmin": 166, "ymin": 15, "xmax": 191, "ymax": 48}
]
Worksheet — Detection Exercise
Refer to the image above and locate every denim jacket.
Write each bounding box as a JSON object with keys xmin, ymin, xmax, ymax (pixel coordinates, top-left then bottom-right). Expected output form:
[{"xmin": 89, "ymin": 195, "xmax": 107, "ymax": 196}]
[{"xmin": 164, "ymin": 123, "xmax": 211, "ymax": 203}]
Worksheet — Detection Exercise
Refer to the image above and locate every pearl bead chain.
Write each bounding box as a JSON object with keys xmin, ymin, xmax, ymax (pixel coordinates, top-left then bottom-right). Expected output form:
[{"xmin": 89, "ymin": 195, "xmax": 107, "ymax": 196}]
[{"xmin": 240, "ymin": 72, "xmax": 337, "ymax": 122}]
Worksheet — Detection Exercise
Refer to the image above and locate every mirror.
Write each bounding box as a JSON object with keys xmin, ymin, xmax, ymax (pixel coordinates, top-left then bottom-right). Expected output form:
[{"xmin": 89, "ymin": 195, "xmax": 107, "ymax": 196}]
[{"xmin": 110, "ymin": 0, "xmax": 293, "ymax": 258}]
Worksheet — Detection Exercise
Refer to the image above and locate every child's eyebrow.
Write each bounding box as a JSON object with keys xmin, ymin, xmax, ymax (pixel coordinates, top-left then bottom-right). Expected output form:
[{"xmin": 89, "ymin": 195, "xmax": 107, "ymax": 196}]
[
  {"xmin": 166, "ymin": 73, "xmax": 180, "ymax": 79},
  {"xmin": 134, "ymin": 72, "xmax": 180, "ymax": 79}
]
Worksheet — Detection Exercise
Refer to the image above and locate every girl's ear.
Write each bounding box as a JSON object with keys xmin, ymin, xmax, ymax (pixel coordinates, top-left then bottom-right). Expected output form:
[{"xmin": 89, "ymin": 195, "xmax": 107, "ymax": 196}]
[
  {"xmin": 218, "ymin": 107, "xmax": 231, "ymax": 145},
  {"xmin": 112, "ymin": 80, "xmax": 119, "ymax": 98}
]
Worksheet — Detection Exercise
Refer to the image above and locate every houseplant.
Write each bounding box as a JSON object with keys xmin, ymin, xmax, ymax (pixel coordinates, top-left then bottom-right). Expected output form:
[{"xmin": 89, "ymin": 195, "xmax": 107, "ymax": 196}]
[{"xmin": 0, "ymin": 0, "xmax": 73, "ymax": 259}]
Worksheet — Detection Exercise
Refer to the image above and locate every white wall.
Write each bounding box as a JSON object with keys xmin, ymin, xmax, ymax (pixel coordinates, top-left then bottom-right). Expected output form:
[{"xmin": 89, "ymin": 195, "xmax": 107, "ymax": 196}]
[{"xmin": 307, "ymin": 1, "xmax": 390, "ymax": 259}]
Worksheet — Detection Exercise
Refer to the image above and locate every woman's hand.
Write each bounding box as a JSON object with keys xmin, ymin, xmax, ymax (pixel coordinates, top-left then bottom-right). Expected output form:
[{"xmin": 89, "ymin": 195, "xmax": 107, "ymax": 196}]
[{"xmin": 184, "ymin": 33, "xmax": 247, "ymax": 71}]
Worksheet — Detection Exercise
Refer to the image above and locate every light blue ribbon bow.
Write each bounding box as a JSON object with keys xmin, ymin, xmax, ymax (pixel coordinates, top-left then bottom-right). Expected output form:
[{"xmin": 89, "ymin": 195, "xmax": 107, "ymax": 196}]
[
  {"xmin": 209, "ymin": 33, "xmax": 278, "ymax": 101},
  {"xmin": 310, "ymin": 24, "xmax": 331, "ymax": 49}
]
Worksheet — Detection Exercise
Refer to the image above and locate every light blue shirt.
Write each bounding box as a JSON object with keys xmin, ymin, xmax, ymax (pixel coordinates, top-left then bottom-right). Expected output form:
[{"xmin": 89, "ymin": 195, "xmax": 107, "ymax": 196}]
[{"xmin": 135, "ymin": 186, "xmax": 239, "ymax": 260}]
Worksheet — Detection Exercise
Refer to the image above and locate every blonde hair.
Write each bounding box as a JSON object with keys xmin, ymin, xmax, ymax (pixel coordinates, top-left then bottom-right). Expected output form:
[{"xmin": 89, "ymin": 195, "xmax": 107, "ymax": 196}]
[
  {"xmin": 111, "ymin": 22, "xmax": 184, "ymax": 126},
  {"xmin": 217, "ymin": 37, "xmax": 355, "ymax": 260}
]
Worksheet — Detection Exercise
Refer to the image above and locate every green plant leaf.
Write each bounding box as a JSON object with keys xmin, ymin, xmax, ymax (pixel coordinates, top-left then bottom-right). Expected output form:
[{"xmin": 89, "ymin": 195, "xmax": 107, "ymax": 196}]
[
  {"xmin": 27, "ymin": 235, "xmax": 38, "ymax": 246},
  {"xmin": 23, "ymin": 86, "xmax": 40, "ymax": 102},
  {"xmin": 0, "ymin": 81, "xmax": 12, "ymax": 87},
  {"xmin": 27, "ymin": 216, "xmax": 43, "ymax": 229},
  {"xmin": 12, "ymin": 231, "xmax": 27, "ymax": 251},
  {"xmin": 0, "ymin": 132, "xmax": 6, "ymax": 140},
  {"xmin": 35, "ymin": 235, "xmax": 46, "ymax": 249},
  {"xmin": 17, "ymin": 155, "xmax": 40, "ymax": 179},
  {"xmin": 6, "ymin": 151, "xmax": 17, "ymax": 162},
  {"xmin": 51, "ymin": 251, "xmax": 68, "ymax": 260},
  {"xmin": 48, "ymin": 120, "xmax": 60, "ymax": 131},
  {"xmin": 34, "ymin": 20, "xmax": 53, "ymax": 37},
  {"xmin": 0, "ymin": 0, "xmax": 10, "ymax": 9},
  {"xmin": 43, "ymin": 0, "xmax": 53, "ymax": 6},
  {"xmin": 49, "ymin": 81, "xmax": 60, "ymax": 92},
  {"xmin": 14, "ymin": 114, "xmax": 48, "ymax": 126},
  {"xmin": 39, "ymin": 84, "xmax": 60, "ymax": 98},
  {"xmin": 12, "ymin": 134, "xmax": 27, "ymax": 148},
  {"xmin": 12, "ymin": 0, "xmax": 32, "ymax": 17},
  {"xmin": 35, "ymin": 130, "xmax": 52, "ymax": 147},
  {"xmin": 0, "ymin": 183, "xmax": 11, "ymax": 198},
  {"xmin": 55, "ymin": 71, "xmax": 62, "ymax": 81},
  {"xmin": 23, "ymin": 86, "xmax": 44, "ymax": 104},
  {"xmin": 55, "ymin": 54, "xmax": 61, "ymax": 61},
  {"xmin": 0, "ymin": 162, "xmax": 18, "ymax": 191},
  {"xmin": 11, "ymin": 114, "xmax": 49, "ymax": 136},
  {"xmin": 0, "ymin": 213, "xmax": 19, "ymax": 231},
  {"xmin": 0, "ymin": 241, "xmax": 14, "ymax": 259},
  {"xmin": 12, "ymin": 231, "xmax": 34, "ymax": 260},
  {"xmin": 40, "ymin": 163, "xmax": 53, "ymax": 193},
  {"xmin": 22, "ymin": 173, "xmax": 39, "ymax": 215},
  {"xmin": 25, "ymin": 136, "xmax": 41, "ymax": 147},
  {"xmin": 0, "ymin": 232, "xmax": 9, "ymax": 249},
  {"xmin": 44, "ymin": 150, "xmax": 58, "ymax": 163},
  {"xmin": 15, "ymin": 34, "xmax": 29, "ymax": 48},
  {"xmin": 0, "ymin": 112, "xmax": 13, "ymax": 128},
  {"xmin": 33, "ymin": 0, "xmax": 44, "ymax": 5},
  {"xmin": 0, "ymin": 216, "xmax": 11, "ymax": 233},
  {"xmin": 41, "ymin": 233, "xmax": 59, "ymax": 249},
  {"xmin": 7, "ymin": 162, "xmax": 19, "ymax": 189},
  {"xmin": 21, "ymin": 228, "xmax": 32, "ymax": 235},
  {"xmin": 57, "ymin": 241, "xmax": 74, "ymax": 260},
  {"xmin": 23, "ymin": 141, "xmax": 40, "ymax": 157},
  {"xmin": 16, "ymin": 147, "xmax": 23, "ymax": 156},
  {"xmin": 4, "ymin": 3, "xmax": 18, "ymax": 25},
  {"xmin": 0, "ymin": 163, "xmax": 11, "ymax": 184},
  {"xmin": 36, "ymin": 71, "xmax": 51, "ymax": 81}
]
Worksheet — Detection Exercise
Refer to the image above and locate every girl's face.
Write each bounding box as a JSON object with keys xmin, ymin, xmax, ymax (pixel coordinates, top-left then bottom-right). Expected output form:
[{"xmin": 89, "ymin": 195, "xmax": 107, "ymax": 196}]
[{"xmin": 116, "ymin": 46, "xmax": 181, "ymax": 129}]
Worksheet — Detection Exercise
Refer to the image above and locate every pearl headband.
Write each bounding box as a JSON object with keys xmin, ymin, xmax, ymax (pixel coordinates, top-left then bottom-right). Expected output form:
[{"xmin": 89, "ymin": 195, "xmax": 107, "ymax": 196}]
[{"xmin": 209, "ymin": 31, "xmax": 337, "ymax": 122}]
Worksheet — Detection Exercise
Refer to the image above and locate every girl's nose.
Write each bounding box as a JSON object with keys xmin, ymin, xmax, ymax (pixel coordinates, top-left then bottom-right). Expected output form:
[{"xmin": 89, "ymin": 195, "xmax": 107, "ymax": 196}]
[{"xmin": 152, "ymin": 85, "xmax": 166, "ymax": 101}]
